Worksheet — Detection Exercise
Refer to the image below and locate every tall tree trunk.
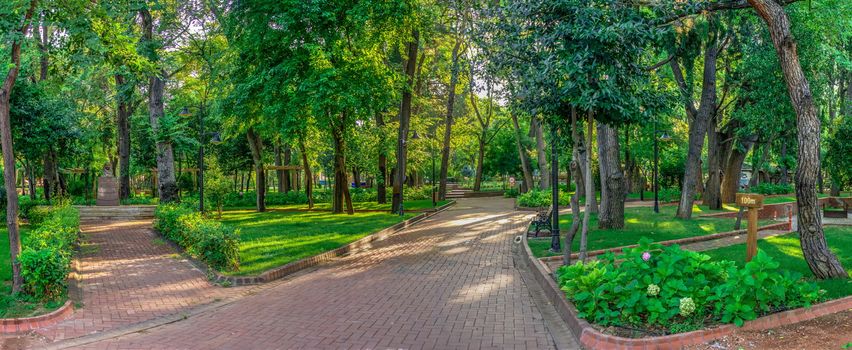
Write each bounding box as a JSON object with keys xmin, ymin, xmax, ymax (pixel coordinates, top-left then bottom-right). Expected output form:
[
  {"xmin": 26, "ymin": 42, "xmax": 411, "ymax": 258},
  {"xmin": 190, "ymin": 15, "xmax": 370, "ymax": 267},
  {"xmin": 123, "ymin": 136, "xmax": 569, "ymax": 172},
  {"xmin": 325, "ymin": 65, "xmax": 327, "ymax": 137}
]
[
  {"xmin": 331, "ymin": 118, "xmax": 354, "ymax": 215},
  {"xmin": 596, "ymin": 122, "xmax": 625, "ymax": 229},
  {"xmin": 392, "ymin": 30, "xmax": 419, "ymax": 214},
  {"xmin": 26, "ymin": 160, "xmax": 35, "ymax": 200},
  {"xmin": 534, "ymin": 119, "xmax": 550, "ymax": 189},
  {"xmin": 564, "ymin": 109, "xmax": 583, "ymax": 266},
  {"xmin": 674, "ymin": 30, "xmax": 720, "ymax": 219},
  {"xmin": 779, "ymin": 141, "xmax": 788, "ymax": 186},
  {"xmin": 579, "ymin": 114, "xmax": 594, "ymax": 262},
  {"xmin": 376, "ymin": 112, "xmax": 387, "ymax": 204},
  {"xmin": 352, "ymin": 168, "xmax": 361, "ymax": 189},
  {"xmin": 0, "ymin": 0, "xmax": 36, "ymax": 294},
  {"xmin": 439, "ymin": 39, "xmax": 461, "ymax": 201},
  {"xmin": 274, "ymin": 142, "xmax": 284, "ymax": 193},
  {"xmin": 43, "ymin": 149, "xmax": 60, "ymax": 201},
  {"xmin": 298, "ymin": 137, "xmax": 313, "ymax": 208},
  {"xmin": 141, "ymin": 9, "xmax": 177, "ymax": 203},
  {"xmin": 115, "ymin": 74, "xmax": 132, "ymax": 200},
  {"xmin": 283, "ymin": 146, "xmax": 292, "ymax": 192},
  {"xmin": 511, "ymin": 111, "xmax": 533, "ymax": 191},
  {"xmin": 246, "ymin": 128, "xmax": 266, "ymax": 212},
  {"xmin": 721, "ymin": 137, "xmax": 755, "ymax": 203},
  {"xmin": 703, "ymin": 116, "xmax": 722, "ymax": 209},
  {"xmin": 749, "ymin": 0, "xmax": 846, "ymax": 279},
  {"xmin": 474, "ymin": 134, "xmax": 485, "ymax": 191}
]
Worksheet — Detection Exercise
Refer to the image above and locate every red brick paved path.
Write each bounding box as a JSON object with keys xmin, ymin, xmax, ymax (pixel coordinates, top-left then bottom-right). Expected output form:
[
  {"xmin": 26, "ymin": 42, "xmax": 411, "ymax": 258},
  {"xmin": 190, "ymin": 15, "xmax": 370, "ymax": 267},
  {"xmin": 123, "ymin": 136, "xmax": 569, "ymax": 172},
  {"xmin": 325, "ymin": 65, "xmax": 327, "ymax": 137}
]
[
  {"xmin": 34, "ymin": 220, "xmax": 242, "ymax": 345},
  {"xmin": 71, "ymin": 198, "xmax": 563, "ymax": 349}
]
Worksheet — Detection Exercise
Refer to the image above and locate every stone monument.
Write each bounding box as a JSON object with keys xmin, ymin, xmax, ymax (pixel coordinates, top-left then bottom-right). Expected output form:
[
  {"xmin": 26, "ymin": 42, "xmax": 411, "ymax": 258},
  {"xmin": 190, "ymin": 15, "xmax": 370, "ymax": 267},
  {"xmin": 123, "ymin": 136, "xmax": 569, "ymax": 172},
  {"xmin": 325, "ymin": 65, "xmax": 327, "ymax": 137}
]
[{"xmin": 97, "ymin": 163, "xmax": 119, "ymax": 206}]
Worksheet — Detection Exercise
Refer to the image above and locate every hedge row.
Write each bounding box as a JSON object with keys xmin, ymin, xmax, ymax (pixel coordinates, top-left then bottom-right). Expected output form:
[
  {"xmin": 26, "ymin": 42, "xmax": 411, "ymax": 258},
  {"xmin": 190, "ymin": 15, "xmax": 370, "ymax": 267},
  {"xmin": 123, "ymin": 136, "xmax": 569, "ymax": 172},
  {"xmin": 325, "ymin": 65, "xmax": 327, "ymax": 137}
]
[
  {"xmin": 20, "ymin": 205, "xmax": 80, "ymax": 301},
  {"xmin": 153, "ymin": 204, "xmax": 240, "ymax": 272}
]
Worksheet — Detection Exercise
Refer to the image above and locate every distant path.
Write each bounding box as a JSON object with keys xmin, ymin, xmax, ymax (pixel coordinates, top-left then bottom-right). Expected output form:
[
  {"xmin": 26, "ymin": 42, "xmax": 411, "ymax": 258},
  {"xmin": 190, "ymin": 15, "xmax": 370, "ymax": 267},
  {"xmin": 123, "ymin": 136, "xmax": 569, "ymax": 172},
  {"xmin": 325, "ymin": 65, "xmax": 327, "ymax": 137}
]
[{"xmin": 37, "ymin": 198, "xmax": 575, "ymax": 349}]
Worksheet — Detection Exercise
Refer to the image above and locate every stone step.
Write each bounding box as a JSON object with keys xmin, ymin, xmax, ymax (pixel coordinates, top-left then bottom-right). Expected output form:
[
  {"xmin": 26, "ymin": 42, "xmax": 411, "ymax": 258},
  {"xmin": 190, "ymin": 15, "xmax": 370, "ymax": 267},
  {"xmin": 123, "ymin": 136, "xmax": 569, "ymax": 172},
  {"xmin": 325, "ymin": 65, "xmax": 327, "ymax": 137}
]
[{"xmin": 75, "ymin": 205, "xmax": 156, "ymax": 220}]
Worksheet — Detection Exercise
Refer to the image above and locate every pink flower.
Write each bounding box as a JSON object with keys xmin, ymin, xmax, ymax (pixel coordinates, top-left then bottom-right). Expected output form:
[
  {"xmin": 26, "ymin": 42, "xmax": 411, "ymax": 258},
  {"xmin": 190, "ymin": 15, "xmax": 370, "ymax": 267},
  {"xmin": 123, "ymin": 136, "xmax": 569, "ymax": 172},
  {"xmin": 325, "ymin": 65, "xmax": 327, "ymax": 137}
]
[{"xmin": 642, "ymin": 252, "xmax": 651, "ymax": 261}]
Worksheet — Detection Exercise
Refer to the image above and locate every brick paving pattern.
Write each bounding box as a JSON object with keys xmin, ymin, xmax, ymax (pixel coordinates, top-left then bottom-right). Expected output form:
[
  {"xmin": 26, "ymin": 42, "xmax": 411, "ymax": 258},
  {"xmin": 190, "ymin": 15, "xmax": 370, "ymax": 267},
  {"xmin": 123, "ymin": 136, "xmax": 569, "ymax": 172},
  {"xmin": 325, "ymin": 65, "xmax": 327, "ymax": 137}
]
[
  {"xmin": 79, "ymin": 198, "xmax": 558, "ymax": 349},
  {"xmin": 35, "ymin": 220, "xmax": 241, "ymax": 343}
]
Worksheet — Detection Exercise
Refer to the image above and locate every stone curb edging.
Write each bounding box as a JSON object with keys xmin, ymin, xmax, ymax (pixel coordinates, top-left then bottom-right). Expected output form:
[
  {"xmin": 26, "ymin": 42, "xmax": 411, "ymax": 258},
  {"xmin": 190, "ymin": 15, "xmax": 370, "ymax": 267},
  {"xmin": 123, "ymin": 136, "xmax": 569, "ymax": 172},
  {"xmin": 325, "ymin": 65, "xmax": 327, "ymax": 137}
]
[
  {"xmin": 206, "ymin": 200, "xmax": 458, "ymax": 286},
  {"xmin": 519, "ymin": 225, "xmax": 852, "ymax": 350},
  {"xmin": 0, "ymin": 300, "xmax": 74, "ymax": 334},
  {"xmin": 536, "ymin": 221, "xmax": 790, "ymax": 262}
]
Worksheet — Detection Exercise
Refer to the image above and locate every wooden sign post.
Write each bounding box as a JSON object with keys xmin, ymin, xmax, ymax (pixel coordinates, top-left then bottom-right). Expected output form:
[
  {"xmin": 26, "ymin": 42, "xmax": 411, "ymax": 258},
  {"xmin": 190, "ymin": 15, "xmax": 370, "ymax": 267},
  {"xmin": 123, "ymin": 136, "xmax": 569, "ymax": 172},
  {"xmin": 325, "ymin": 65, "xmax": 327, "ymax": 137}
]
[{"xmin": 736, "ymin": 193, "xmax": 765, "ymax": 262}]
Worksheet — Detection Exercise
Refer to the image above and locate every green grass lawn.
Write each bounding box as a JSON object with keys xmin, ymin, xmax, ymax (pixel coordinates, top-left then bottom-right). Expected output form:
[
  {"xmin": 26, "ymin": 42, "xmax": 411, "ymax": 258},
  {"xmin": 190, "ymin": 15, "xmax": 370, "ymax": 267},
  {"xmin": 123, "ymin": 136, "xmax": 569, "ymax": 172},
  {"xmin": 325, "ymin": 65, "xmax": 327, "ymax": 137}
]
[
  {"xmin": 225, "ymin": 199, "xmax": 450, "ymax": 212},
  {"xmin": 701, "ymin": 226, "xmax": 852, "ymax": 299},
  {"xmin": 528, "ymin": 205, "xmax": 773, "ymax": 258},
  {"xmin": 0, "ymin": 226, "xmax": 65, "ymax": 318},
  {"xmin": 220, "ymin": 210, "xmax": 418, "ymax": 276}
]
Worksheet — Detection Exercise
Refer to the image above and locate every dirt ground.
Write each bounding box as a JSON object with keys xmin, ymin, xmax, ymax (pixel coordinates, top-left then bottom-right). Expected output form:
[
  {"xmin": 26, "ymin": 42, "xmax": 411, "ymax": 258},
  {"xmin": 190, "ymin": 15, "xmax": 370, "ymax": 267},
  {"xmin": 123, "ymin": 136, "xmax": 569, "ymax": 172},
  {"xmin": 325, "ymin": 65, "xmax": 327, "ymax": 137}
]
[{"xmin": 689, "ymin": 310, "xmax": 852, "ymax": 350}]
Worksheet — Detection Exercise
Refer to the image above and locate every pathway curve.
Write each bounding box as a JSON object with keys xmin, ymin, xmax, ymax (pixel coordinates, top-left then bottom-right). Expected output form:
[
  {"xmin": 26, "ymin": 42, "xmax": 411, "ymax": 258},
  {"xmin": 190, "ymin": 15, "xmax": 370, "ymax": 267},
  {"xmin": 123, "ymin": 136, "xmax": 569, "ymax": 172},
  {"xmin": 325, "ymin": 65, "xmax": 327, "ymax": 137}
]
[{"xmin": 41, "ymin": 198, "xmax": 572, "ymax": 349}]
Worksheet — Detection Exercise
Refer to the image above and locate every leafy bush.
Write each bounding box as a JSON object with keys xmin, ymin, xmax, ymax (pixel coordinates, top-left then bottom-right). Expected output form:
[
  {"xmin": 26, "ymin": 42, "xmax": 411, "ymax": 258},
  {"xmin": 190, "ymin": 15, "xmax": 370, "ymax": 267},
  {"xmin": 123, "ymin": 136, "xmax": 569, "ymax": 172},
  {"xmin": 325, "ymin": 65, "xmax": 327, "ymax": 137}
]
[
  {"xmin": 556, "ymin": 239, "xmax": 821, "ymax": 333},
  {"xmin": 19, "ymin": 196, "xmax": 49, "ymax": 221},
  {"xmin": 518, "ymin": 190, "xmax": 551, "ymax": 207},
  {"xmin": 751, "ymin": 183, "xmax": 794, "ymax": 195},
  {"xmin": 154, "ymin": 204, "xmax": 240, "ymax": 271},
  {"xmin": 20, "ymin": 205, "xmax": 80, "ymax": 301},
  {"xmin": 504, "ymin": 188, "xmax": 520, "ymax": 198}
]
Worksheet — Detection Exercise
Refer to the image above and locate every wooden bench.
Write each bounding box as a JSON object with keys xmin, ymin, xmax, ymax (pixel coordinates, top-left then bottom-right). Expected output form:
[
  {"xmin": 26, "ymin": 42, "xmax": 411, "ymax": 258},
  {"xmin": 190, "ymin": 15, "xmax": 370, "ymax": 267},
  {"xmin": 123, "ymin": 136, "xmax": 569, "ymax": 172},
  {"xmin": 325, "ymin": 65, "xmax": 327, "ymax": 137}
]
[{"xmin": 530, "ymin": 206, "xmax": 553, "ymax": 238}]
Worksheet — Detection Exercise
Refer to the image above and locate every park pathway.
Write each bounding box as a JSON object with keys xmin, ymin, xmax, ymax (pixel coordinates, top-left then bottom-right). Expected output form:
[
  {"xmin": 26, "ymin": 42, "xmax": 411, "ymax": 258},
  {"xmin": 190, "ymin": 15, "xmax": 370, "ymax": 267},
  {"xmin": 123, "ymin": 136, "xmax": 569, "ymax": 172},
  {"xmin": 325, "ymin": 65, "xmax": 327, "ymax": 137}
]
[{"xmin": 32, "ymin": 198, "xmax": 573, "ymax": 349}]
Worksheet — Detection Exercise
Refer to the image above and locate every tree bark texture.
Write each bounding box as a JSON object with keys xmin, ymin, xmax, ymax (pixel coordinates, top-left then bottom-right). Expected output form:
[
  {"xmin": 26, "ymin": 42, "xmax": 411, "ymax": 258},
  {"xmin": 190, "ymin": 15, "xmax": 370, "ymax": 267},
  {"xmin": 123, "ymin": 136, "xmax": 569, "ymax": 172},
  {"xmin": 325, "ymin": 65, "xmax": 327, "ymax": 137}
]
[
  {"xmin": 246, "ymin": 128, "xmax": 266, "ymax": 212},
  {"xmin": 579, "ymin": 114, "xmax": 595, "ymax": 262},
  {"xmin": 331, "ymin": 117, "xmax": 353, "ymax": 215},
  {"xmin": 439, "ymin": 39, "xmax": 461, "ymax": 200},
  {"xmin": 0, "ymin": 0, "xmax": 37, "ymax": 293},
  {"xmin": 534, "ymin": 119, "xmax": 550, "ymax": 189},
  {"xmin": 474, "ymin": 134, "xmax": 485, "ymax": 192},
  {"xmin": 376, "ymin": 112, "xmax": 387, "ymax": 204},
  {"xmin": 274, "ymin": 142, "xmax": 284, "ymax": 193},
  {"xmin": 703, "ymin": 115, "xmax": 723, "ymax": 209},
  {"xmin": 748, "ymin": 0, "xmax": 847, "ymax": 279},
  {"xmin": 564, "ymin": 109, "xmax": 583, "ymax": 265},
  {"xmin": 596, "ymin": 122, "xmax": 625, "ymax": 229},
  {"xmin": 298, "ymin": 137, "xmax": 313, "ymax": 208},
  {"xmin": 675, "ymin": 31, "xmax": 720, "ymax": 219},
  {"xmin": 115, "ymin": 74, "xmax": 132, "ymax": 200},
  {"xmin": 721, "ymin": 137, "xmax": 755, "ymax": 203},
  {"xmin": 511, "ymin": 111, "xmax": 533, "ymax": 191},
  {"xmin": 392, "ymin": 30, "xmax": 419, "ymax": 214}
]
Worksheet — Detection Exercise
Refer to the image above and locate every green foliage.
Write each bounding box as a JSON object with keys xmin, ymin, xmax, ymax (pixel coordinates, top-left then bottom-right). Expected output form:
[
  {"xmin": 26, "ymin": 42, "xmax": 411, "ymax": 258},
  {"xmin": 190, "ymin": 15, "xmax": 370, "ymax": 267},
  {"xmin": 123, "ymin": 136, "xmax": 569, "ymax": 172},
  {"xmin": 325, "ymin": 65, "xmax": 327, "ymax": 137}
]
[
  {"xmin": 825, "ymin": 115, "xmax": 852, "ymax": 190},
  {"xmin": 556, "ymin": 239, "xmax": 822, "ymax": 333},
  {"xmin": 19, "ymin": 205, "xmax": 80, "ymax": 301},
  {"xmin": 153, "ymin": 204, "xmax": 240, "ymax": 271},
  {"xmin": 751, "ymin": 183, "xmax": 794, "ymax": 195},
  {"xmin": 503, "ymin": 188, "xmax": 520, "ymax": 198},
  {"xmin": 516, "ymin": 189, "xmax": 571, "ymax": 207}
]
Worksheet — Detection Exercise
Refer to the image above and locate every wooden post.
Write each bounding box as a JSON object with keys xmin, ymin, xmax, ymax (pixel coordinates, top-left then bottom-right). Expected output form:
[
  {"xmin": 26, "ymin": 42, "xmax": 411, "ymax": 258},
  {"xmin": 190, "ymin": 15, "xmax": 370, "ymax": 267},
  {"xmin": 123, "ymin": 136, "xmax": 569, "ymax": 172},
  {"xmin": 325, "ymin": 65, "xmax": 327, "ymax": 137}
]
[{"xmin": 736, "ymin": 193, "xmax": 765, "ymax": 262}]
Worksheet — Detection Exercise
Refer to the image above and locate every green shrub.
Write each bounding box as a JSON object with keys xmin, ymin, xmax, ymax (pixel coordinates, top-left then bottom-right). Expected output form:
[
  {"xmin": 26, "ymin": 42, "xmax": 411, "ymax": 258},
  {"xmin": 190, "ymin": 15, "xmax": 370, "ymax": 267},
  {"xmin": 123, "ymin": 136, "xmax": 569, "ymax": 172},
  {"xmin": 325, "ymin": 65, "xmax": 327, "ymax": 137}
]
[
  {"xmin": 751, "ymin": 183, "xmax": 794, "ymax": 195},
  {"xmin": 556, "ymin": 239, "xmax": 821, "ymax": 332},
  {"xmin": 518, "ymin": 190, "xmax": 551, "ymax": 207},
  {"xmin": 504, "ymin": 188, "xmax": 520, "ymax": 198},
  {"xmin": 154, "ymin": 204, "xmax": 240, "ymax": 271},
  {"xmin": 19, "ymin": 204, "xmax": 80, "ymax": 301}
]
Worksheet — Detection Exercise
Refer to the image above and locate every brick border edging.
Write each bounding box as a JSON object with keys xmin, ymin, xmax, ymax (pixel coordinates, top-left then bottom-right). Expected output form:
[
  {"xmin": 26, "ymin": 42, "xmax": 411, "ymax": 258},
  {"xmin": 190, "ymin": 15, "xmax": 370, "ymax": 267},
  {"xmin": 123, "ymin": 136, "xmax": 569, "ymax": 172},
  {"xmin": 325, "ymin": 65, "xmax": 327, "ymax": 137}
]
[
  {"xmin": 536, "ymin": 221, "xmax": 790, "ymax": 262},
  {"xmin": 204, "ymin": 200, "xmax": 458, "ymax": 286},
  {"xmin": 519, "ymin": 227, "xmax": 852, "ymax": 349},
  {"xmin": 0, "ymin": 300, "xmax": 74, "ymax": 333}
]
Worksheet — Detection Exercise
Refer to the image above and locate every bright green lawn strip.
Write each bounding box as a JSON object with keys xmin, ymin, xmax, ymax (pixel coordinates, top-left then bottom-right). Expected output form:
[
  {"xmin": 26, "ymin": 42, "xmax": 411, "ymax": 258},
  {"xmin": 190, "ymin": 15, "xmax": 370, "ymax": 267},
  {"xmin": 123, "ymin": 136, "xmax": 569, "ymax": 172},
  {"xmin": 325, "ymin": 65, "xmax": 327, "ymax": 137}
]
[
  {"xmin": 701, "ymin": 226, "xmax": 851, "ymax": 299},
  {"xmin": 0, "ymin": 226, "xmax": 65, "ymax": 318},
  {"xmin": 227, "ymin": 199, "xmax": 449, "ymax": 212},
  {"xmin": 220, "ymin": 210, "xmax": 416, "ymax": 276},
  {"xmin": 528, "ymin": 205, "xmax": 773, "ymax": 258}
]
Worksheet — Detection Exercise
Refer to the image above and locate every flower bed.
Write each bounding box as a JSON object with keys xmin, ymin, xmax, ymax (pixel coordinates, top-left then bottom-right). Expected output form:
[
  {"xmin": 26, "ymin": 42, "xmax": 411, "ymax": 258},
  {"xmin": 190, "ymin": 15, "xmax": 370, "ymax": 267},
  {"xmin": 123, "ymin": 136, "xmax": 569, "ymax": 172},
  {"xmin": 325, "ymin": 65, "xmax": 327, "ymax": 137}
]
[{"xmin": 556, "ymin": 239, "xmax": 823, "ymax": 337}]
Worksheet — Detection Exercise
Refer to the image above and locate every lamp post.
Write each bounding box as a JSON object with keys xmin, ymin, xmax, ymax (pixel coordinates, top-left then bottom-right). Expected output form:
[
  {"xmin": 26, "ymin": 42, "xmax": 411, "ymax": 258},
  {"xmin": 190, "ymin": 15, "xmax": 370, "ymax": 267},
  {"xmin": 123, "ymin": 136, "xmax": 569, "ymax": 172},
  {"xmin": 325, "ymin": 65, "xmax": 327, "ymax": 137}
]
[
  {"xmin": 652, "ymin": 117, "xmax": 671, "ymax": 214},
  {"xmin": 431, "ymin": 141, "xmax": 437, "ymax": 208},
  {"xmin": 180, "ymin": 106, "xmax": 222, "ymax": 214},
  {"xmin": 550, "ymin": 123, "xmax": 561, "ymax": 253}
]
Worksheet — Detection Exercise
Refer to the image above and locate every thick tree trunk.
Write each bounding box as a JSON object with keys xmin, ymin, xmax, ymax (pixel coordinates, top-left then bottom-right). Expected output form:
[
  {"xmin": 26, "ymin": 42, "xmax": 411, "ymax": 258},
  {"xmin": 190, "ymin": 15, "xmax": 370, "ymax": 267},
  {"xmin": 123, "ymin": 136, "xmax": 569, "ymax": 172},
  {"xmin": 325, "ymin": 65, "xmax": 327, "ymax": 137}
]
[
  {"xmin": 511, "ymin": 111, "xmax": 533, "ymax": 191},
  {"xmin": 0, "ymin": 0, "xmax": 36, "ymax": 294},
  {"xmin": 331, "ymin": 119, "xmax": 354, "ymax": 215},
  {"xmin": 392, "ymin": 30, "xmax": 419, "ymax": 214},
  {"xmin": 298, "ymin": 137, "xmax": 313, "ymax": 208},
  {"xmin": 675, "ymin": 34, "xmax": 720, "ymax": 219},
  {"xmin": 352, "ymin": 168, "xmax": 361, "ymax": 189},
  {"xmin": 115, "ymin": 74, "xmax": 132, "ymax": 200},
  {"xmin": 721, "ymin": 138, "xmax": 755, "ymax": 203},
  {"xmin": 534, "ymin": 119, "xmax": 550, "ymax": 189},
  {"xmin": 474, "ymin": 135, "xmax": 485, "ymax": 191},
  {"xmin": 43, "ymin": 149, "xmax": 60, "ymax": 201},
  {"xmin": 596, "ymin": 122, "xmax": 625, "ymax": 229},
  {"xmin": 439, "ymin": 39, "xmax": 461, "ymax": 201},
  {"xmin": 749, "ymin": 0, "xmax": 846, "ymax": 279},
  {"xmin": 246, "ymin": 128, "xmax": 266, "ymax": 212},
  {"xmin": 376, "ymin": 113, "xmax": 387, "ymax": 204},
  {"xmin": 703, "ymin": 116, "xmax": 722, "ymax": 209}
]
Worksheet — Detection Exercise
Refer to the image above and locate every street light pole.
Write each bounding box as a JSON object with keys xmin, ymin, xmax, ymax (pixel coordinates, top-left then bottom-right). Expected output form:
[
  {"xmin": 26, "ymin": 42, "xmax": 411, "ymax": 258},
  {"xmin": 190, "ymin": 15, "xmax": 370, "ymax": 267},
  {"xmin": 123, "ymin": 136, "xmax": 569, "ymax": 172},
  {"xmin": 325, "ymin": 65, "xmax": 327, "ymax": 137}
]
[{"xmin": 550, "ymin": 123, "xmax": 561, "ymax": 252}]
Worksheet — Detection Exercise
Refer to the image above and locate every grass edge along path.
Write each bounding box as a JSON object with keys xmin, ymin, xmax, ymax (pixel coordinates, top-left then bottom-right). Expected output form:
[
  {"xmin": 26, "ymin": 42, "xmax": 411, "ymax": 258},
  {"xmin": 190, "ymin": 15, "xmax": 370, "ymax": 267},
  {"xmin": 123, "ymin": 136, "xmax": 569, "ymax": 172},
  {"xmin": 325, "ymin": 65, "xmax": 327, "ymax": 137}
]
[
  {"xmin": 528, "ymin": 205, "xmax": 773, "ymax": 258},
  {"xmin": 701, "ymin": 226, "xmax": 852, "ymax": 300},
  {"xmin": 219, "ymin": 209, "xmax": 419, "ymax": 276}
]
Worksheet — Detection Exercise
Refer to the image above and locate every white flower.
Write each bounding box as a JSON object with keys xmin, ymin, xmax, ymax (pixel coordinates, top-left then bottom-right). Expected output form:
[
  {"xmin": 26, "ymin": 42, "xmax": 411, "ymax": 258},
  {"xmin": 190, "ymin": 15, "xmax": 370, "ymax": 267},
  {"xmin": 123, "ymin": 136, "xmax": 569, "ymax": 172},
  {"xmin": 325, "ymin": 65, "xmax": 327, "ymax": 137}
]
[
  {"xmin": 647, "ymin": 284, "xmax": 660, "ymax": 296},
  {"xmin": 679, "ymin": 297, "xmax": 696, "ymax": 317}
]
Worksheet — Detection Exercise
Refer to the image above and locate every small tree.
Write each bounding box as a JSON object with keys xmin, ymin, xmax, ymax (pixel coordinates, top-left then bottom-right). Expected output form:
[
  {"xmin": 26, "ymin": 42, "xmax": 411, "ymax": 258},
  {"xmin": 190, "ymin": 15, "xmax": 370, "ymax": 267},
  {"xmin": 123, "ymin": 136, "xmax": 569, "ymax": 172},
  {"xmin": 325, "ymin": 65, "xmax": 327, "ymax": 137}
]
[{"xmin": 204, "ymin": 167, "xmax": 231, "ymax": 219}]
